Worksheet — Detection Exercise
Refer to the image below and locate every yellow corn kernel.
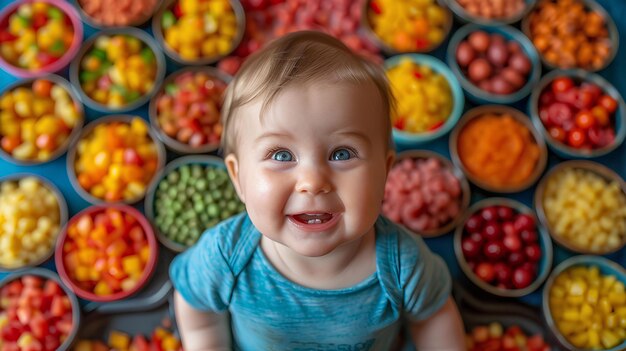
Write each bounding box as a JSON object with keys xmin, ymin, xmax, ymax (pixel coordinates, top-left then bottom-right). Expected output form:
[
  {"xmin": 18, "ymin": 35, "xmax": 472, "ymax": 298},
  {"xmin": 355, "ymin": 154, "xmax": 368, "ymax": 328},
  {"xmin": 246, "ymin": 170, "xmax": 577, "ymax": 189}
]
[
  {"xmin": 108, "ymin": 330, "xmax": 130, "ymax": 350},
  {"xmin": 600, "ymin": 329, "xmax": 620, "ymax": 348}
]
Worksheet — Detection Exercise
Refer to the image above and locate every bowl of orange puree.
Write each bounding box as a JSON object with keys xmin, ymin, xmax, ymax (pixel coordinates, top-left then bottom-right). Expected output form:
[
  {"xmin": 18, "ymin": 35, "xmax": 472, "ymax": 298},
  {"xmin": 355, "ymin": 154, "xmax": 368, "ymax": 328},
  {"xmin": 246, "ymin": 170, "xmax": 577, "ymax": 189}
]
[{"xmin": 449, "ymin": 105, "xmax": 548, "ymax": 193}]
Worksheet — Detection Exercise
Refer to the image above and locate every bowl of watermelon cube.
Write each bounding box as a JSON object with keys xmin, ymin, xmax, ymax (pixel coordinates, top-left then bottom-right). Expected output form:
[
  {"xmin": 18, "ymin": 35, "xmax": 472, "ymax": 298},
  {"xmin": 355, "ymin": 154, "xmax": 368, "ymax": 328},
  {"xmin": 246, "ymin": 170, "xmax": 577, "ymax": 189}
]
[{"xmin": 0, "ymin": 268, "xmax": 80, "ymax": 351}]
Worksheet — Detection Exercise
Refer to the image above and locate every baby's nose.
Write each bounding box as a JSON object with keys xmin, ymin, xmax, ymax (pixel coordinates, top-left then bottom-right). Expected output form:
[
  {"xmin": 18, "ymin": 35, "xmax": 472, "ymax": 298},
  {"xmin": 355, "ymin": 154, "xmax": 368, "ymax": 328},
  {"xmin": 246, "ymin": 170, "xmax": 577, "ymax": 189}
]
[{"xmin": 295, "ymin": 164, "xmax": 332, "ymax": 195}]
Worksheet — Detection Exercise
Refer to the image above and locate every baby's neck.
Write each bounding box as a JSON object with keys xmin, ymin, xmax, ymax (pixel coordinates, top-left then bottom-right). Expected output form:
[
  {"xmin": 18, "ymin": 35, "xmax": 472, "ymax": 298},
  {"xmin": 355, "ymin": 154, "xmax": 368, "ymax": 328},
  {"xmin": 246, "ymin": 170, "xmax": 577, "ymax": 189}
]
[{"xmin": 260, "ymin": 230, "xmax": 377, "ymax": 290}]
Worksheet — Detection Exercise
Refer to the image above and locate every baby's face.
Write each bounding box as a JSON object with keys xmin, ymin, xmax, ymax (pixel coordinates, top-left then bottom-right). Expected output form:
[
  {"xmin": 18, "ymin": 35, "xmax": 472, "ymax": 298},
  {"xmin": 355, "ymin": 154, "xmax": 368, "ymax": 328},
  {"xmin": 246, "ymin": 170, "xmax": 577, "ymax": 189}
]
[{"xmin": 225, "ymin": 81, "xmax": 394, "ymax": 257}]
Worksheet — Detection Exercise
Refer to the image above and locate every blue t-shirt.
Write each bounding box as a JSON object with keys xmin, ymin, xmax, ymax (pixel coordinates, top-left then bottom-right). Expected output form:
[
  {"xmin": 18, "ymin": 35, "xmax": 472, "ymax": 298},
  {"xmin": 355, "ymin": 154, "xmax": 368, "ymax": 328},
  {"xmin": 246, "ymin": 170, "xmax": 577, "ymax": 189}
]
[{"xmin": 170, "ymin": 213, "xmax": 451, "ymax": 351}]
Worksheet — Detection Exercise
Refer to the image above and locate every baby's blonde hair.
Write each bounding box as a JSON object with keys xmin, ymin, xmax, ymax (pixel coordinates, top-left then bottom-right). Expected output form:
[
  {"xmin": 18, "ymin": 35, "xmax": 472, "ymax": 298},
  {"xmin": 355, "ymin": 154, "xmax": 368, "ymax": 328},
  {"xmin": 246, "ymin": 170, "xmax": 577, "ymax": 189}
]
[{"xmin": 220, "ymin": 31, "xmax": 393, "ymax": 155}]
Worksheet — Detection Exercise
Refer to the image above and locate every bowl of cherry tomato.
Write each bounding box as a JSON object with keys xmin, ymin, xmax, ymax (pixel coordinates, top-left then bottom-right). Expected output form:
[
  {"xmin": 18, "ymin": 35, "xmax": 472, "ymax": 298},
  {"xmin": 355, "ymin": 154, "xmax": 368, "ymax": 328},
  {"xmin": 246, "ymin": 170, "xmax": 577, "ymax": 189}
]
[
  {"xmin": 69, "ymin": 27, "xmax": 166, "ymax": 113},
  {"xmin": 0, "ymin": 0, "xmax": 83, "ymax": 78},
  {"xmin": 0, "ymin": 268, "xmax": 81, "ymax": 351},
  {"xmin": 528, "ymin": 69, "xmax": 626, "ymax": 158},
  {"xmin": 149, "ymin": 66, "xmax": 231, "ymax": 154},
  {"xmin": 454, "ymin": 198, "xmax": 553, "ymax": 297},
  {"xmin": 0, "ymin": 75, "xmax": 84, "ymax": 165},
  {"xmin": 55, "ymin": 204, "xmax": 159, "ymax": 302}
]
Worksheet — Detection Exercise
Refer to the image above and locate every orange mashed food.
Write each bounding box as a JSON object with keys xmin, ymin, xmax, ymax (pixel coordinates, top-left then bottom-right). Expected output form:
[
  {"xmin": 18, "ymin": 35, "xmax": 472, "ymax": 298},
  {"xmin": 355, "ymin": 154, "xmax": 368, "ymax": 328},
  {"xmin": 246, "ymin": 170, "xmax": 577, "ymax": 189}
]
[{"xmin": 458, "ymin": 113, "xmax": 540, "ymax": 188}]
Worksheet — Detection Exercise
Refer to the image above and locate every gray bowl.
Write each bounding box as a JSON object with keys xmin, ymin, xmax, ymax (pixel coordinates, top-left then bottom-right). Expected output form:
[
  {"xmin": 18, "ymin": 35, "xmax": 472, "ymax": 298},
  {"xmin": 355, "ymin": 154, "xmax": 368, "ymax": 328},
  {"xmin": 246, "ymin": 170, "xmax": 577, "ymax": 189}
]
[
  {"xmin": 521, "ymin": 0, "xmax": 619, "ymax": 72},
  {"xmin": 386, "ymin": 150, "xmax": 471, "ymax": 238},
  {"xmin": 0, "ymin": 268, "xmax": 81, "ymax": 350},
  {"xmin": 0, "ymin": 174, "xmax": 68, "ymax": 272},
  {"xmin": 0, "ymin": 74, "xmax": 85, "ymax": 166},
  {"xmin": 449, "ymin": 105, "xmax": 548, "ymax": 193},
  {"xmin": 151, "ymin": 0, "xmax": 246, "ymax": 66},
  {"xmin": 66, "ymin": 115, "xmax": 166, "ymax": 205},
  {"xmin": 528, "ymin": 69, "xmax": 626, "ymax": 159},
  {"xmin": 542, "ymin": 255, "xmax": 626, "ymax": 351},
  {"xmin": 69, "ymin": 27, "xmax": 166, "ymax": 113},
  {"xmin": 534, "ymin": 160, "xmax": 626, "ymax": 255},
  {"xmin": 148, "ymin": 66, "xmax": 232, "ymax": 154},
  {"xmin": 453, "ymin": 197, "xmax": 553, "ymax": 298},
  {"xmin": 360, "ymin": 0, "xmax": 453, "ymax": 55},
  {"xmin": 445, "ymin": 0, "xmax": 537, "ymax": 26},
  {"xmin": 144, "ymin": 155, "xmax": 230, "ymax": 252}
]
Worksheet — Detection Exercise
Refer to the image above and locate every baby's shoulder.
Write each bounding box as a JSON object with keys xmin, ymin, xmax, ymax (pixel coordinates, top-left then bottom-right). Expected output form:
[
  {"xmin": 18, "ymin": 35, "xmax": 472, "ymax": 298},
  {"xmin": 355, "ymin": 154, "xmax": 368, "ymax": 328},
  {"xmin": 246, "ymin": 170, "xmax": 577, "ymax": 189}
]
[{"xmin": 196, "ymin": 212, "xmax": 260, "ymax": 263}]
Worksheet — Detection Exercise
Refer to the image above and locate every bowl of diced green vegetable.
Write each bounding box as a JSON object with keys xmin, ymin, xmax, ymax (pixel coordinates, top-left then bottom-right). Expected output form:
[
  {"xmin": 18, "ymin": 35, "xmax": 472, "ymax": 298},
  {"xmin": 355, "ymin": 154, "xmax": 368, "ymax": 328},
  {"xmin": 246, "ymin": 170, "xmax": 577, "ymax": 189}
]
[{"xmin": 144, "ymin": 155, "xmax": 246, "ymax": 252}]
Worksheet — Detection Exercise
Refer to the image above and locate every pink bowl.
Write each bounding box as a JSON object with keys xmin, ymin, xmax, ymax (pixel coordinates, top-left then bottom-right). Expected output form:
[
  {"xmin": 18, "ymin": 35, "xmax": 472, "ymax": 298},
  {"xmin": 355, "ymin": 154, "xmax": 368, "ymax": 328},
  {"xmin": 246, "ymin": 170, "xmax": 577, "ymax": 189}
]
[
  {"xmin": 55, "ymin": 204, "xmax": 159, "ymax": 302},
  {"xmin": 0, "ymin": 0, "xmax": 83, "ymax": 78}
]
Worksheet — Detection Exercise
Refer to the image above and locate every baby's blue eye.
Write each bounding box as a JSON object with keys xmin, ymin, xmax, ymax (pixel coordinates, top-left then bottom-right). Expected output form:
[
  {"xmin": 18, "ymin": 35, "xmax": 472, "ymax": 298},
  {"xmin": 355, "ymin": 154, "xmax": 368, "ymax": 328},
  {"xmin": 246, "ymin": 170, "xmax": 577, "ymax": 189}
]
[
  {"xmin": 272, "ymin": 150, "xmax": 293, "ymax": 162},
  {"xmin": 331, "ymin": 148, "xmax": 353, "ymax": 161}
]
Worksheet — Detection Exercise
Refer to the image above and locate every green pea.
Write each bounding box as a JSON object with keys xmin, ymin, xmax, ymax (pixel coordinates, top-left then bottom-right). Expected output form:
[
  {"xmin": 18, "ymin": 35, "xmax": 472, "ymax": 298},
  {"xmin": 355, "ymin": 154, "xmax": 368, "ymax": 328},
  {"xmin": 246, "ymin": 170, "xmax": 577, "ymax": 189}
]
[
  {"xmin": 172, "ymin": 202, "xmax": 182, "ymax": 212},
  {"xmin": 195, "ymin": 179, "xmax": 207, "ymax": 191},
  {"xmin": 227, "ymin": 201, "xmax": 238, "ymax": 212},
  {"xmin": 167, "ymin": 172, "xmax": 180, "ymax": 183},
  {"xmin": 208, "ymin": 204, "xmax": 219, "ymax": 218},
  {"xmin": 194, "ymin": 202, "xmax": 205, "ymax": 213},
  {"xmin": 199, "ymin": 213, "xmax": 209, "ymax": 223},
  {"xmin": 207, "ymin": 170, "xmax": 217, "ymax": 181},
  {"xmin": 220, "ymin": 211, "xmax": 232, "ymax": 220},
  {"xmin": 212, "ymin": 190, "xmax": 222, "ymax": 200},
  {"xmin": 186, "ymin": 187, "xmax": 196, "ymax": 197},
  {"xmin": 167, "ymin": 187, "xmax": 178, "ymax": 198}
]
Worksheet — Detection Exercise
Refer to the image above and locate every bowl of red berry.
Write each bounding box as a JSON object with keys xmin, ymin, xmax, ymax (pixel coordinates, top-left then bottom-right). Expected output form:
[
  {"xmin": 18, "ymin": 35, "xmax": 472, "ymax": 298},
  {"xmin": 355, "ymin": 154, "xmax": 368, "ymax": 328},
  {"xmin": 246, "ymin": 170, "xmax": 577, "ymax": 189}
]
[
  {"xmin": 454, "ymin": 198, "xmax": 553, "ymax": 297},
  {"xmin": 529, "ymin": 69, "xmax": 625, "ymax": 158}
]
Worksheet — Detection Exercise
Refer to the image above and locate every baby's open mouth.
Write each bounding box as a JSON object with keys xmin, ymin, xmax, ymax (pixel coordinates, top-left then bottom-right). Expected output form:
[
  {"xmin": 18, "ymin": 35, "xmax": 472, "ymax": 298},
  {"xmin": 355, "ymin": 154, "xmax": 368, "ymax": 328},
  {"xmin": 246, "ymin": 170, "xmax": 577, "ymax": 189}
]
[{"xmin": 291, "ymin": 213, "xmax": 334, "ymax": 225}]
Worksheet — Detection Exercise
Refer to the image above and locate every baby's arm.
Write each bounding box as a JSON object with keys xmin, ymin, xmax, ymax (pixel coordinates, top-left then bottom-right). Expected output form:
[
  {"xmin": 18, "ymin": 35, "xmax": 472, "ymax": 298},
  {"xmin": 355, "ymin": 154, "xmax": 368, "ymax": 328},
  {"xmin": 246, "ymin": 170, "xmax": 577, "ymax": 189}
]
[
  {"xmin": 174, "ymin": 290, "xmax": 232, "ymax": 351},
  {"xmin": 408, "ymin": 297, "xmax": 465, "ymax": 351}
]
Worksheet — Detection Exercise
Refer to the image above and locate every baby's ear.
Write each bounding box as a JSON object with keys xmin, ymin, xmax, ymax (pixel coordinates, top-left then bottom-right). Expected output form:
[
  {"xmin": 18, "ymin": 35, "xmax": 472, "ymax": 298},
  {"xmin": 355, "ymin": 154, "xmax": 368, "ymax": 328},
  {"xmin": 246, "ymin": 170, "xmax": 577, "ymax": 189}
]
[{"xmin": 225, "ymin": 153, "xmax": 245, "ymax": 203}]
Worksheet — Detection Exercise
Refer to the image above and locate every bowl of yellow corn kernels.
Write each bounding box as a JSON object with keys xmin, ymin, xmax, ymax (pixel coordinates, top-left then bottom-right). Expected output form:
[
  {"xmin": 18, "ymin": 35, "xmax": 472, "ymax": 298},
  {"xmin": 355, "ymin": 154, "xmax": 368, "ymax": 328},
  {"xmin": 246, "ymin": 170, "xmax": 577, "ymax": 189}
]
[
  {"xmin": 69, "ymin": 27, "xmax": 166, "ymax": 113},
  {"xmin": 152, "ymin": 0, "xmax": 246, "ymax": 65},
  {"xmin": 0, "ymin": 74, "xmax": 84, "ymax": 165},
  {"xmin": 0, "ymin": 174, "xmax": 68, "ymax": 271},
  {"xmin": 542, "ymin": 255, "xmax": 626, "ymax": 351},
  {"xmin": 361, "ymin": 0, "xmax": 453, "ymax": 55},
  {"xmin": 0, "ymin": 0, "xmax": 83, "ymax": 78},
  {"xmin": 384, "ymin": 54, "xmax": 464, "ymax": 145},
  {"xmin": 534, "ymin": 160, "xmax": 626, "ymax": 255},
  {"xmin": 66, "ymin": 115, "xmax": 166, "ymax": 205}
]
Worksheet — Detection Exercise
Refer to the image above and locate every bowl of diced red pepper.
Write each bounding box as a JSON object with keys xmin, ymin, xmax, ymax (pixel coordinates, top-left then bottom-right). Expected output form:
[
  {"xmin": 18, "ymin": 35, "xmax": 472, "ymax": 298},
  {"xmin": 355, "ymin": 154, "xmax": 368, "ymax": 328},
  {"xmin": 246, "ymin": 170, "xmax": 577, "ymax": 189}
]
[
  {"xmin": 0, "ymin": 268, "xmax": 80, "ymax": 351},
  {"xmin": 55, "ymin": 204, "xmax": 158, "ymax": 302},
  {"xmin": 0, "ymin": 0, "xmax": 83, "ymax": 78}
]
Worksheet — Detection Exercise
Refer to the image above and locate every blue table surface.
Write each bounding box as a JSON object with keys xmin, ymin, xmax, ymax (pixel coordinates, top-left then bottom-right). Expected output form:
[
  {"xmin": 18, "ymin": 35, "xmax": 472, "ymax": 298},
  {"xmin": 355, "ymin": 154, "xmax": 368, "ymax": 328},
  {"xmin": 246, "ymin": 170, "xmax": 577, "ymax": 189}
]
[{"xmin": 0, "ymin": 0, "xmax": 624, "ymax": 311}]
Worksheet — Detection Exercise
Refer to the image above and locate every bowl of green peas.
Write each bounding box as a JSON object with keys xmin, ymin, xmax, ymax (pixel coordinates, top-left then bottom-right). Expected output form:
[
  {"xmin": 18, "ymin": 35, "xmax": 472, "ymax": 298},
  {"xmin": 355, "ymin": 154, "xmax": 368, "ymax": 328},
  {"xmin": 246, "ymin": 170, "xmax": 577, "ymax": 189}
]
[{"xmin": 144, "ymin": 155, "xmax": 246, "ymax": 252}]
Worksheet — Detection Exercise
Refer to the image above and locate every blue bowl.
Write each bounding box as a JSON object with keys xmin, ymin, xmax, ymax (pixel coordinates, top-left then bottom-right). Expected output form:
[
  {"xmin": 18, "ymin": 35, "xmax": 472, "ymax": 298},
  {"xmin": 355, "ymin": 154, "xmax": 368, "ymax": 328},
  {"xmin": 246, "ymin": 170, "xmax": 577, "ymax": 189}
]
[
  {"xmin": 445, "ymin": 0, "xmax": 537, "ymax": 26},
  {"xmin": 453, "ymin": 197, "xmax": 553, "ymax": 298},
  {"xmin": 528, "ymin": 69, "xmax": 626, "ymax": 159},
  {"xmin": 385, "ymin": 54, "xmax": 464, "ymax": 146},
  {"xmin": 69, "ymin": 27, "xmax": 166, "ymax": 113},
  {"xmin": 447, "ymin": 23, "xmax": 541, "ymax": 105},
  {"xmin": 542, "ymin": 255, "xmax": 626, "ymax": 351}
]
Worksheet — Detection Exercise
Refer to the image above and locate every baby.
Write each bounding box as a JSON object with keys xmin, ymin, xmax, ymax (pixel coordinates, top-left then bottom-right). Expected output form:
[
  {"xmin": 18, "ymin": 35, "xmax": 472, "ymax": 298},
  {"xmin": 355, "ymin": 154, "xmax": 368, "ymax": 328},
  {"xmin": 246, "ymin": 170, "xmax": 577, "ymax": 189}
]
[{"xmin": 170, "ymin": 31, "xmax": 465, "ymax": 351}]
